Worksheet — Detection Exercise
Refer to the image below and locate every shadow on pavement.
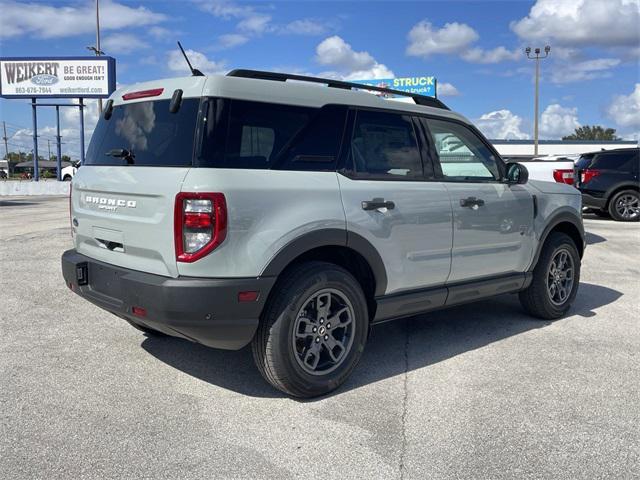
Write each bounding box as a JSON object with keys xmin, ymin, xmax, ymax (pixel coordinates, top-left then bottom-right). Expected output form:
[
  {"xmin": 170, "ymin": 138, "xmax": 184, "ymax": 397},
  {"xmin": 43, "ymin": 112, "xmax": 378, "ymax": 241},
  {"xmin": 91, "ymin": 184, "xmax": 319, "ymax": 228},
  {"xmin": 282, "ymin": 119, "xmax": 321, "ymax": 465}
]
[
  {"xmin": 0, "ymin": 200, "xmax": 38, "ymax": 207},
  {"xmin": 585, "ymin": 231, "xmax": 607, "ymax": 245},
  {"xmin": 140, "ymin": 282, "xmax": 622, "ymax": 399}
]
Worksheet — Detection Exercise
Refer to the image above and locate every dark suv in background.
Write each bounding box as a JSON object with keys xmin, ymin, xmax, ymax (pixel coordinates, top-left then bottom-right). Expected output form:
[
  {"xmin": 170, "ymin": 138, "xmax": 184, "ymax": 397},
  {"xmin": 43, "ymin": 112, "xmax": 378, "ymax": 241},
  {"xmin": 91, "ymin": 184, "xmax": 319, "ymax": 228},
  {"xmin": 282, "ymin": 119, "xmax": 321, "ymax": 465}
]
[{"xmin": 575, "ymin": 148, "xmax": 639, "ymax": 221}]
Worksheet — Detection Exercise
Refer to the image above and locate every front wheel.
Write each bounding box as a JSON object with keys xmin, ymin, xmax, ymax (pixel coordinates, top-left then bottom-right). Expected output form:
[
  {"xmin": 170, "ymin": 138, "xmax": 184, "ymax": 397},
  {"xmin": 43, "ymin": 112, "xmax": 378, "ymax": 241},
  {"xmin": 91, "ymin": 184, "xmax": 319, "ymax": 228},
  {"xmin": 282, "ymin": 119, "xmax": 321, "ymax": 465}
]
[
  {"xmin": 519, "ymin": 232, "xmax": 581, "ymax": 320},
  {"xmin": 252, "ymin": 261, "xmax": 369, "ymax": 398},
  {"xmin": 608, "ymin": 190, "xmax": 640, "ymax": 222}
]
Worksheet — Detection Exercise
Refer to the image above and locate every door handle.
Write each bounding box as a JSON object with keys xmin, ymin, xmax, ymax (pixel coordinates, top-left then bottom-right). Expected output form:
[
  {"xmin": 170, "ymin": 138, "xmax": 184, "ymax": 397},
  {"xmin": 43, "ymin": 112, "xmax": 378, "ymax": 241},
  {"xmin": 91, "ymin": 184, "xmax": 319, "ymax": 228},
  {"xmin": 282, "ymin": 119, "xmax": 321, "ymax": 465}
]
[
  {"xmin": 460, "ymin": 196, "xmax": 485, "ymax": 208},
  {"xmin": 362, "ymin": 198, "xmax": 395, "ymax": 211}
]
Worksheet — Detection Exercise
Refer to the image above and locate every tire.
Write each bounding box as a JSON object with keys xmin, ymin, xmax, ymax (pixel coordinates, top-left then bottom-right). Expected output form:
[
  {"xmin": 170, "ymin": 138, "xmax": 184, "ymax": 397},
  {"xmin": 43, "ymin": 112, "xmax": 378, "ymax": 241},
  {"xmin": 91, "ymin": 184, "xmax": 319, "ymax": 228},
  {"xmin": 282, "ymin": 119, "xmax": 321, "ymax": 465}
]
[
  {"xmin": 608, "ymin": 189, "xmax": 640, "ymax": 222},
  {"xmin": 519, "ymin": 232, "xmax": 580, "ymax": 320},
  {"xmin": 63, "ymin": 175, "xmax": 72, "ymax": 181},
  {"xmin": 252, "ymin": 261, "xmax": 369, "ymax": 398}
]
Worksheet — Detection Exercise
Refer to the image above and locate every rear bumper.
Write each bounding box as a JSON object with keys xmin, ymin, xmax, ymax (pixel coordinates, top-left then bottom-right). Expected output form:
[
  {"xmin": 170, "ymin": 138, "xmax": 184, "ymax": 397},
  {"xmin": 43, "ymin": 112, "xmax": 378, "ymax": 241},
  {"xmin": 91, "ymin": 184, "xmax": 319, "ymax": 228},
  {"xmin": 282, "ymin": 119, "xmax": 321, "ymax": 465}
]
[
  {"xmin": 61, "ymin": 249, "xmax": 275, "ymax": 350},
  {"xmin": 580, "ymin": 192, "xmax": 606, "ymax": 209}
]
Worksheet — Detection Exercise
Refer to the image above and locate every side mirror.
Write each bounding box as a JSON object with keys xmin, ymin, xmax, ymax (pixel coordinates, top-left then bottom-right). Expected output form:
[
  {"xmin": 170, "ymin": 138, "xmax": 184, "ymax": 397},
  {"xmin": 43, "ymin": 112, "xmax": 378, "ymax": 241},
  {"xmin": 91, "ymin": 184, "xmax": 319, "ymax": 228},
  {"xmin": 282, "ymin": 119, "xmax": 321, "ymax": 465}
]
[{"xmin": 506, "ymin": 162, "xmax": 528, "ymax": 184}]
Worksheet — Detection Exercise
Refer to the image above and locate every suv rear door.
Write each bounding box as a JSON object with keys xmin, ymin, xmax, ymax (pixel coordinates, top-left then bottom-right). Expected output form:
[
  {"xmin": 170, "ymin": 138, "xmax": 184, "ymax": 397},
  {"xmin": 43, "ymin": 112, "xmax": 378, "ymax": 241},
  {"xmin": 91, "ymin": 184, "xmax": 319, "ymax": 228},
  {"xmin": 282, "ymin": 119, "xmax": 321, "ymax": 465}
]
[
  {"xmin": 421, "ymin": 117, "xmax": 534, "ymax": 283},
  {"xmin": 72, "ymin": 93, "xmax": 201, "ymax": 277},
  {"xmin": 337, "ymin": 108, "xmax": 453, "ymax": 295}
]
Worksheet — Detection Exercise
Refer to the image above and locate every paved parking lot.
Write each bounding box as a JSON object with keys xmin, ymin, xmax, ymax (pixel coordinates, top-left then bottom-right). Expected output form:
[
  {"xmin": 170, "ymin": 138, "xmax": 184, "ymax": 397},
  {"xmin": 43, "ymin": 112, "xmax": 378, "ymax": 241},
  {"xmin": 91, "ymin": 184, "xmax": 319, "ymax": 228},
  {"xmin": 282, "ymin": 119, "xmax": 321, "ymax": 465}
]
[{"xmin": 1, "ymin": 196, "xmax": 638, "ymax": 479}]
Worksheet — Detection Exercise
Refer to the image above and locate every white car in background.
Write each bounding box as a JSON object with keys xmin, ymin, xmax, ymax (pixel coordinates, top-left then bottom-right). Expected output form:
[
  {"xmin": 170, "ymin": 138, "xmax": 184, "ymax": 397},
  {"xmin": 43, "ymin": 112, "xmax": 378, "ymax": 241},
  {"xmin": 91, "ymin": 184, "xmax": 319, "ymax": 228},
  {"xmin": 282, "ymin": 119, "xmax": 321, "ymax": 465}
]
[
  {"xmin": 507, "ymin": 155, "xmax": 579, "ymax": 184},
  {"xmin": 61, "ymin": 163, "xmax": 78, "ymax": 181}
]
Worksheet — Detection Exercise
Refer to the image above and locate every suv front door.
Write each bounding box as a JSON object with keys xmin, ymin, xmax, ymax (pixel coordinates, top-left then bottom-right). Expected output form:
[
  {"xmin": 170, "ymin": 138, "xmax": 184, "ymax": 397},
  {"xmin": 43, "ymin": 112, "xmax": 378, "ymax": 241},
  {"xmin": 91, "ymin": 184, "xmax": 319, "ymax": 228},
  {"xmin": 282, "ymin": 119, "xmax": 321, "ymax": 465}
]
[
  {"xmin": 421, "ymin": 118, "xmax": 534, "ymax": 283},
  {"xmin": 338, "ymin": 109, "xmax": 452, "ymax": 295}
]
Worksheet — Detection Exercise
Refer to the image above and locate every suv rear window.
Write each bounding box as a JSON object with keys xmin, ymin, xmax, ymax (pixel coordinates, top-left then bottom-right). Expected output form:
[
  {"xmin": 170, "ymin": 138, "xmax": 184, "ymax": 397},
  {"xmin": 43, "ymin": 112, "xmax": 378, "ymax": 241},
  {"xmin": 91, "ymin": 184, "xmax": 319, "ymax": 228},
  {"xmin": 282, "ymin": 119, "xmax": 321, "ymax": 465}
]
[
  {"xmin": 589, "ymin": 151, "xmax": 638, "ymax": 171},
  {"xmin": 85, "ymin": 99, "xmax": 200, "ymax": 166}
]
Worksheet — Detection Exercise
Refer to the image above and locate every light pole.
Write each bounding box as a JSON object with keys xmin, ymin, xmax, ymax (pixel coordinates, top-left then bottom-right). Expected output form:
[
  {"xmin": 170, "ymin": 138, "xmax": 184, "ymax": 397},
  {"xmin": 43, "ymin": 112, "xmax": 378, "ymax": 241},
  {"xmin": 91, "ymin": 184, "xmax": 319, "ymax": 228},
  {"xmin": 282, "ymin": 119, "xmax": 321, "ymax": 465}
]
[
  {"xmin": 87, "ymin": 0, "xmax": 103, "ymax": 113},
  {"xmin": 525, "ymin": 45, "xmax": 550, "ymax": 156}
]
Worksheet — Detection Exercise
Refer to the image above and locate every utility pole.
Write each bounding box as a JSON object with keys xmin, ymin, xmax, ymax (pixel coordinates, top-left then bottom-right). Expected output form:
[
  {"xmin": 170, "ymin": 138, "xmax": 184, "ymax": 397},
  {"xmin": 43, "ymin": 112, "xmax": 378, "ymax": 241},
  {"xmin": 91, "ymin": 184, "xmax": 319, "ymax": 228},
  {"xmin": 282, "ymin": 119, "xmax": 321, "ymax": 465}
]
[
  {"xmin": 48, "ymin": 139, "xmax": 51, "ymax": 160},
  {"xmin": 96, "ymin": 0, "xmax": 102, "ymax": 113},
  {"xmin": 525, "ymin": 46, "xmax": 550, "ymax": 157},
  {"xmin": 2, "ymin": 121, "xmax": 8, "ymax": 177}
]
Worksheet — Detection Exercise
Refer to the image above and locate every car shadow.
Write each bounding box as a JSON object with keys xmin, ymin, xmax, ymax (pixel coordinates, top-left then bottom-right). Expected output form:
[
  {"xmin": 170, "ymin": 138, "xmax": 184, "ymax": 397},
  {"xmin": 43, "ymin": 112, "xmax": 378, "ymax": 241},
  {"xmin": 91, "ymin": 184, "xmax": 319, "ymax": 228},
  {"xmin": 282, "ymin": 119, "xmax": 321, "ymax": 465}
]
[
  {"xmin": 0, "ymin": 200, "xmax": 38, "ymax": 207},
  {"xmin": 585, "ymin": 231, "xmax": 606, "ymax": 245},
  {"xmin": 140, "ymin": 282, "xmax": 622, "ymax": 399}
]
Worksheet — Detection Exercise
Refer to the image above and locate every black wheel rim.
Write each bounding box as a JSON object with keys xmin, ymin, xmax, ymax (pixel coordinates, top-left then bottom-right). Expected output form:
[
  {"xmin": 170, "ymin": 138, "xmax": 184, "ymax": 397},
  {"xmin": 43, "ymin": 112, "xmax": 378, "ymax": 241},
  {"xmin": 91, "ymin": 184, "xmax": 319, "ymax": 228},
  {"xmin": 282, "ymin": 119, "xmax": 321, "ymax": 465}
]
[
  {"xmin": 547, "ymin": 248, "xmax": 575, "ymax": 306},
  {"xmin": 615, "ymin": 194, "xmax": 639, "ymax": 220},
  {"xmin": 292, "ymin": 288, "xmax": 355, "ymax": 376}
]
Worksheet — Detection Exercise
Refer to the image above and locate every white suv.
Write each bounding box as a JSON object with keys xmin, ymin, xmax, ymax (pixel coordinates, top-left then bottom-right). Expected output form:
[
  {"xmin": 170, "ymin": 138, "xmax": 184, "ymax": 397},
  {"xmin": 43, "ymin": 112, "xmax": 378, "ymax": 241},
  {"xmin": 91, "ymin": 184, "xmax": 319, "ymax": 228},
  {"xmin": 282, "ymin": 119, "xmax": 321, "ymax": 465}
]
[{"xmin": 62, "ymin": 70, "xmax": 584, "ymax": 397}]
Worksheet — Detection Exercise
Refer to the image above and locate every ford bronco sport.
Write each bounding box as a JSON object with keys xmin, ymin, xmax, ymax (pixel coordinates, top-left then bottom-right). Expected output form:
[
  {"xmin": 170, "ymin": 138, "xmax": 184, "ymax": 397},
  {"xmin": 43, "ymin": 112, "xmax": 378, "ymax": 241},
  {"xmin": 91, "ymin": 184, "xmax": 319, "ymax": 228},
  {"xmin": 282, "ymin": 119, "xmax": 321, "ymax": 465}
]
[{"xmin": 62, "ymin": 70, "xmax": 585, "ymax": 398}]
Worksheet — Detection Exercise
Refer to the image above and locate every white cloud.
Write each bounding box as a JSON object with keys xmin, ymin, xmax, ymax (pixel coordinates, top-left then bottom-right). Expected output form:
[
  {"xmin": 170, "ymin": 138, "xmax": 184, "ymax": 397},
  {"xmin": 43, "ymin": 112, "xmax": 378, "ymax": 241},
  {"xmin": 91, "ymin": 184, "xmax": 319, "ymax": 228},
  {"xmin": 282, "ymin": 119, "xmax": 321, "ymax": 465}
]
[
  {"xmin": 550, "ymin": 57, "xmax": 620, "ymax": 83},
  {"xmin": 607, "ymin": 84, "xmax": 640, "ymax": 128},
  {"xmin": 0, "ymin": 0, "xmax": 166, "ymax": 39},
  {"xmin": 237, "ymin": 14, "xmax": 272, "ymax": 34},
  {"xmin": 476, "ymin": 110, "xmax": 530, "ymax": 140},
  {"xmin": 406, "ymin": 20, "xmax": 478, "ymax": 57},
  {"xmin": 511, "ymin": 0, "xmax": 640, "ymax": 48},
  {"xmin": 406, "ymin": 20, "xmax": 519, "ymax": 64},
  {"xmin": 316, "ymin": 36, "xmax": 394, "ymax": 79},
  {"xmin": 167, "ymin": 49, "xmax": 226, "ymax": 76},
  {"xmin": 461, "ymin": 46, "xmax": 520, "ymax": 64},
  {"xmin": 437, "ymin": 82, "xmax": 460, "ymax": 97},
  {"xmin": 540, "ymin": 104, "xmax": 581, "ymax": 138},
  {"xmin": 195, "ymin": 0, "xmax": 254, "ymax": 19},
  {"xmin": 217, "ymin": 33, "xmax": 250, "ymax": 49},
  {"xmin": 102, "ymin": 34, "xmax": 149, "ymax": 55},
  {"xmin": 280, "ymin": 19, "xmax": 328, "ymax": 36},
  {"xmin": 148, "ymin": 26, "xmax": 174, "ymax": 41}
]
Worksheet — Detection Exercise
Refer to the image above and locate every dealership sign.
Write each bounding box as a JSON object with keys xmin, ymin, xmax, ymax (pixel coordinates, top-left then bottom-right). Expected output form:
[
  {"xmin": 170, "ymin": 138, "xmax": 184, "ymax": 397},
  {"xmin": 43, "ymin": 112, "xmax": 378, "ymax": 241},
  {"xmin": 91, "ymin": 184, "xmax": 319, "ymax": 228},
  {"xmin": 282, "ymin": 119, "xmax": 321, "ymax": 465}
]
[
  {"xmin": 0, "ymin": 56, "xmax": 116, "ymax": 98},
  {"xmin": 353, "ymin": 76, "xmax": 436, "ymax": 97}
]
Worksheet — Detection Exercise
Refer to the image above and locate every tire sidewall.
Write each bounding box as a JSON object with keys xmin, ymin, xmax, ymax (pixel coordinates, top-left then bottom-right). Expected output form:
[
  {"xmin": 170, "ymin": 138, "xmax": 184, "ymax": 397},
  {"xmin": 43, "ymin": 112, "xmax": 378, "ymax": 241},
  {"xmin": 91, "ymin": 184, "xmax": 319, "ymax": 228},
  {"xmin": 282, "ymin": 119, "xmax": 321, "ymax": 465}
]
[
  {"xmin": 609, "ymin": 190, "xmax": 640, "ymax": 222},
  {"xmin": 269, "ymin": 266, "xmax": 368, "ymax": 395},
  {"xmin": 535, "ymin": 233, "xmax": 581, "ymax": 317}
]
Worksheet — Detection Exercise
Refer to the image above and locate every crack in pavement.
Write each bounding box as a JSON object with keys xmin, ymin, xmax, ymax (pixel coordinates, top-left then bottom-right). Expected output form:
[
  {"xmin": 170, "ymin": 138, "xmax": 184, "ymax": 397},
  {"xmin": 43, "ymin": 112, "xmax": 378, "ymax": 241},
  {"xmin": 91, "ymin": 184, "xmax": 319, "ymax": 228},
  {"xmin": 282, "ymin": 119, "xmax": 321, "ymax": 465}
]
[{"xmin": 398, "ymin": 319, "xmax": 410, "ymax": 480}]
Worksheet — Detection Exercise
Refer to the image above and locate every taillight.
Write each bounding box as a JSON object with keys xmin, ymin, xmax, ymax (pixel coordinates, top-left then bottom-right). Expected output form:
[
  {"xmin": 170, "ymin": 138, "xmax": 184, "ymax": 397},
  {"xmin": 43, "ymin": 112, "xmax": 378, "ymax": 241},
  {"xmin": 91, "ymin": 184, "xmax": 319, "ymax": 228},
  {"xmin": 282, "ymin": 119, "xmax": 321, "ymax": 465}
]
[
  {"xmin": 122, "ymin": 88, "xmax": 164, "ymax": 101},
  {"xmin": 581, "ymin": 169, "xmax": 601, "ymax": 185},
  {"xmin": 553, "ymin": 169, "xmax": 574, "ymax": 185},
  {"xmin": 174, "ymin": 192, "xmax": 227, "ymax": 263}
]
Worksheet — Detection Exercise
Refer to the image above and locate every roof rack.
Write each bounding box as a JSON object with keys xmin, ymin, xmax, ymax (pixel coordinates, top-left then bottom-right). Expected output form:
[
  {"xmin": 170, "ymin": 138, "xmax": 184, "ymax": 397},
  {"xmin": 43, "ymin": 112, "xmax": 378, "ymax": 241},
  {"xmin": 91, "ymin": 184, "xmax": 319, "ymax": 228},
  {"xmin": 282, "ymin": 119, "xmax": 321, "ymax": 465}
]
[{"xmin": 226, "ymin": 69, "xmax": 449, "ymax": 110}]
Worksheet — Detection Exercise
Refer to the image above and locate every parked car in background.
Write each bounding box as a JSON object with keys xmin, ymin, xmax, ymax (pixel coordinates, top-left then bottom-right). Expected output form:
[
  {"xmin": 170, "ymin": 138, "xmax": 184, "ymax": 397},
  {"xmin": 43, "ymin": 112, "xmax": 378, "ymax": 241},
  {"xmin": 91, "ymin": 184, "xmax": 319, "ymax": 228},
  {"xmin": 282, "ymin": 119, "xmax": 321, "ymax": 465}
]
[
  {"xmin": 506, "ymin": 155, "xmax": 578, "ymax": 184},
  {"xmin": 574, "ymin": 148, "xmax": 640, "ymax": 221},
  {"xmin": 61, "ymin": 163, "xmax": 78, "ymax": 181}
]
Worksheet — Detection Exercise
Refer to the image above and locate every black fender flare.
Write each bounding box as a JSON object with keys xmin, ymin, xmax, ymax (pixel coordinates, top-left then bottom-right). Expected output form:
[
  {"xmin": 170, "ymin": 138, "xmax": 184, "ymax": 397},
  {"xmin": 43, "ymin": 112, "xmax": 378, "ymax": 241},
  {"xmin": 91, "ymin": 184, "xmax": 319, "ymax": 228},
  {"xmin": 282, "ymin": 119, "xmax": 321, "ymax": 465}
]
[
  {"xmin": 604, "ymin": 182, "xmax": 639, "ymax": 205},
  {"xmin": 530, "ymin": 210, "xmax": 585, "ymax": 270},
  {"xmin": 261, "ymin": 228, "xmax": 388, "ymax": 296}
]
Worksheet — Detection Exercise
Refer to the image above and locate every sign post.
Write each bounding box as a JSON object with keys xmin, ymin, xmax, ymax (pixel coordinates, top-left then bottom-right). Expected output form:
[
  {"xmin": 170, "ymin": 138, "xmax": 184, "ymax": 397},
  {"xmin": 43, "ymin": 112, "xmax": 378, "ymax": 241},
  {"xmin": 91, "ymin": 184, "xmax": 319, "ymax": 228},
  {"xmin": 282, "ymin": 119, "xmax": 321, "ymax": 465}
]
[{"xmin": 0, "ymin": 56, "xmax": 116, "ymax": 180}]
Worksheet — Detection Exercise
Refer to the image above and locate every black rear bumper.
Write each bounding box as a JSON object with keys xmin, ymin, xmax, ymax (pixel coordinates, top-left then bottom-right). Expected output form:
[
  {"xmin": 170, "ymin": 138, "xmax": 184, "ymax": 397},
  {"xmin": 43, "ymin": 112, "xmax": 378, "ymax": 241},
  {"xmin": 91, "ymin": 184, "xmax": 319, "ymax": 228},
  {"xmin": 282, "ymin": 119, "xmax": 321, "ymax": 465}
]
[
  {"xmin": 581, "ymin": 192, "xmax": 607, "ymax": 209},
  {"xmin": 61, "ymin": 249, "xmax": 275, "ymax": 350}
]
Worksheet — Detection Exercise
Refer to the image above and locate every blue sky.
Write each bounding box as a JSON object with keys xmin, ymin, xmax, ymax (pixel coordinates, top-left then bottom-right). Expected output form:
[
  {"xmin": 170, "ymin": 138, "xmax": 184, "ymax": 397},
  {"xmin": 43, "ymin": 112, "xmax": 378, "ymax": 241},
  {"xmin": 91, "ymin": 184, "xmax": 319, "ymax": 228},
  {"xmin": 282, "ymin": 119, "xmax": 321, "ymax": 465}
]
[{"xmin": 1, "ymin": 0, "xmax": 638, "ymax": 160}]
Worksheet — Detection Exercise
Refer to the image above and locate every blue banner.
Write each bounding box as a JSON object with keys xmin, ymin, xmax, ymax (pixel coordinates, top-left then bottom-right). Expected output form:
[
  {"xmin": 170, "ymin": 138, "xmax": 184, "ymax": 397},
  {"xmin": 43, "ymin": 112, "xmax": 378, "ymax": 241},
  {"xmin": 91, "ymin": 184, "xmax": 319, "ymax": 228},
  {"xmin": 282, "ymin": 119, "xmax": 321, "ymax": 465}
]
[{"xmin": 352, "ymin": 76, "xmax": 436, "ymax": 97}]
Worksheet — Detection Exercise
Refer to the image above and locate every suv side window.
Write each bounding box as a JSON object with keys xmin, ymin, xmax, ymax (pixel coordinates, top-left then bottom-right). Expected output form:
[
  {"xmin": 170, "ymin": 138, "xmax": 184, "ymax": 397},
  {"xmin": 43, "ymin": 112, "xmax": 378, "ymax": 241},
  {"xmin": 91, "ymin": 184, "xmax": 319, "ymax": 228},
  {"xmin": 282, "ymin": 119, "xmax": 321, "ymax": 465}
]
[
  {"xmin": 273, "ymin": 104, "xmax": 347, "ymax": 172},
  {"xmin": 590, "ymin": 151, "xmax": 637, "ymax": 171},
  {"xmin": 349, "ymin": 109, "xmax": 423, "ymax": 179},
  {"xmin": 425, "ymin": 118, "xmax": 501, "ymax": 181},
  {"xmin": 201, "ymin": 99, "xmax": 315, "ymax": 169}
]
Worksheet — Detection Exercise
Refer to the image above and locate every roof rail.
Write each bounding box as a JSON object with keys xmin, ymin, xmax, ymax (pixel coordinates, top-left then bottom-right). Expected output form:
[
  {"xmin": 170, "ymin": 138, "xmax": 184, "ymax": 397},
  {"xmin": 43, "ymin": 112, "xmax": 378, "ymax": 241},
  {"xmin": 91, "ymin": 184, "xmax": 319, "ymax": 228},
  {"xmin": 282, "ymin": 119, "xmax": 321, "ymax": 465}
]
[{"xmin": 226, "ymin": 69, "xmax": 449, "ymax": 110}]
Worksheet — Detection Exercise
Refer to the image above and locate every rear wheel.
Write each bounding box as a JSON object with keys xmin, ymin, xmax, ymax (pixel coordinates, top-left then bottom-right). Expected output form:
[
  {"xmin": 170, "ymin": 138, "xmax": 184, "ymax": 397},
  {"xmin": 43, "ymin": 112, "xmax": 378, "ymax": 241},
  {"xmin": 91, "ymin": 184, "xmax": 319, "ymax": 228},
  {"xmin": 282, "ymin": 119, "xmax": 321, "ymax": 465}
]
[
  {"xmin": 608, "ymin": 190, "xmax": 640, "ymax": 222},
  {"xmin": 519, "ymin": 232, "xmax": 580, "ymax": 320},
  {"xmin": 252, "ymin": 261, "xmax": 369, "ymax": 398}
]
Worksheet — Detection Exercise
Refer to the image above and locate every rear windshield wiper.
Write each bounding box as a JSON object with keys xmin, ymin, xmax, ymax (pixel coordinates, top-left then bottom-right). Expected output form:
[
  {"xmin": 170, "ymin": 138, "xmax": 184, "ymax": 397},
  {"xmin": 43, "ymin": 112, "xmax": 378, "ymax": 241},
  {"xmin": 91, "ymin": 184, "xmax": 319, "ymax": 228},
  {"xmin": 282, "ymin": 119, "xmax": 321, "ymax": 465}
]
[{"xmin": 105, "ymin": 148, "xmax": 135, "ymax": 165}]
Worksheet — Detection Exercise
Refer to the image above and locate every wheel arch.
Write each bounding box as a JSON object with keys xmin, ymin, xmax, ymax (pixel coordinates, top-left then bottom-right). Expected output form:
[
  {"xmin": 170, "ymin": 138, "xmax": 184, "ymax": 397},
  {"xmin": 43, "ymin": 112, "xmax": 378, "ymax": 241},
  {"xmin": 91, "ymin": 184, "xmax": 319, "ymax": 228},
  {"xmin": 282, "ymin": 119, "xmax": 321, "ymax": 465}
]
[
  {"xmin": 530, "ymin": 212, "xmax": 585, "ymax": 271},
  {"xmin": 261, "ymin": 229, "xmax": 388, "ymax": 317},
  {"xmin": 604, "ymin": 183, "xmax": 639, "ymax": 209}
]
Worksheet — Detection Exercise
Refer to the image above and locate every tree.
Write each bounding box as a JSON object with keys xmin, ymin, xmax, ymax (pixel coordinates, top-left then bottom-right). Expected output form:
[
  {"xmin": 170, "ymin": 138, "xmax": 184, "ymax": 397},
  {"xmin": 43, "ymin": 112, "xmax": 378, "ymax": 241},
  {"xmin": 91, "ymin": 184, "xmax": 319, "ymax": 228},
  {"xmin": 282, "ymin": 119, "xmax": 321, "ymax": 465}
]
[{"xmin": 562, "ymin": 125, "xmax": 620, "ymax": 141}]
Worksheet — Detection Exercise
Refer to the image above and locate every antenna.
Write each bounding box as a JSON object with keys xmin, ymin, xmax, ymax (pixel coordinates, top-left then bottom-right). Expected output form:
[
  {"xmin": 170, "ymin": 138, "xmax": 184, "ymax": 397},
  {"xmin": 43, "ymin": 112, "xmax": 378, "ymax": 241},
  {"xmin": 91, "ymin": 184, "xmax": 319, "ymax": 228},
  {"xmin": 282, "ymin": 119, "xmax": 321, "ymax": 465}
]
[{"xmin": 177, "ymin": 41, "xmax": 204, "ymax": 77}]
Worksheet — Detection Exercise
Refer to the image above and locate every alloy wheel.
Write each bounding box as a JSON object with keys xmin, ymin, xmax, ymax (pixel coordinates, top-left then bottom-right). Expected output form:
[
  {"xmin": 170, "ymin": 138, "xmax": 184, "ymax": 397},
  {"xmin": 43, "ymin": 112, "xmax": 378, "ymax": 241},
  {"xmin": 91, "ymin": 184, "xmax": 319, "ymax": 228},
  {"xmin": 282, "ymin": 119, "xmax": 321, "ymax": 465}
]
[{"xmin": 292, "ymin": 288, "xmax": 356, "ymax": 376}]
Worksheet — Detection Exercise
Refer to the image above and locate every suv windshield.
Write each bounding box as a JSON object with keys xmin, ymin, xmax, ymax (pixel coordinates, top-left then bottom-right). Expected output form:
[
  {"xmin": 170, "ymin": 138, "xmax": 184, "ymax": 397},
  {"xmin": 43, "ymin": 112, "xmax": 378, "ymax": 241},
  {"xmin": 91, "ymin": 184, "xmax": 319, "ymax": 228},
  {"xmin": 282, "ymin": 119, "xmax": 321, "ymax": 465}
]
[{"xmin": 85, "ymin": 99, "xmax": 200, "ymax": 166}]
